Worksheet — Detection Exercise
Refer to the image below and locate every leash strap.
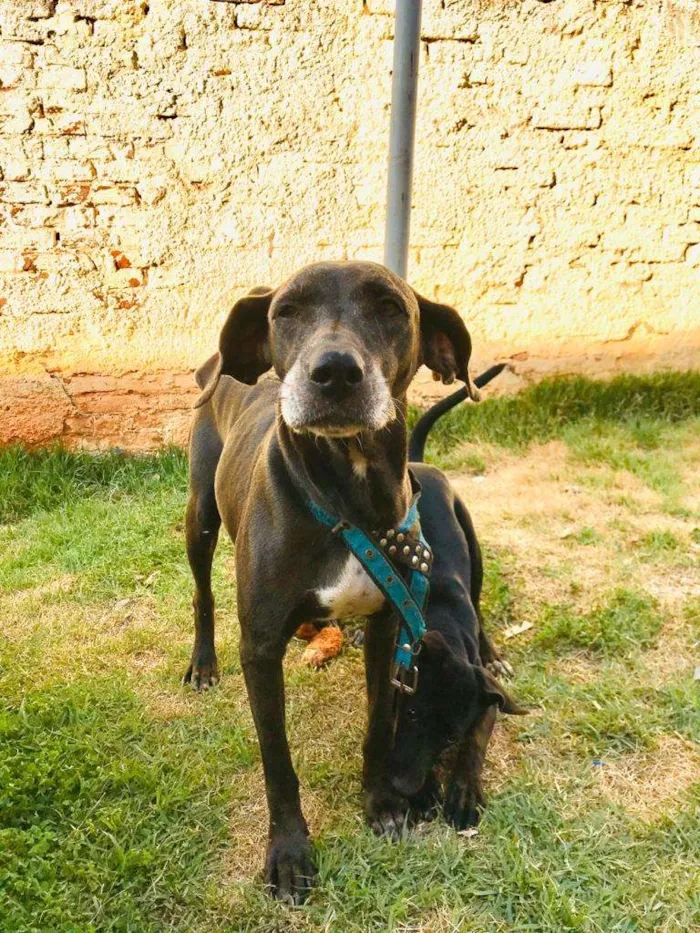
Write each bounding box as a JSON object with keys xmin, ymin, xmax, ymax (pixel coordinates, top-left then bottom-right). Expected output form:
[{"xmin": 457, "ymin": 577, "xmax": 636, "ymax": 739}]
[{"xmin": 306, "ymin": 495, "xmax": 432, "ymax": 694}]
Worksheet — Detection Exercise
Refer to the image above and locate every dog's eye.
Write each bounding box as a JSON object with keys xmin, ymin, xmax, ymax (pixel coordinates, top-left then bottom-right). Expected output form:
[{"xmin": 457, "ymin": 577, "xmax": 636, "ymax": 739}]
[
  {"xmin": 274, "ymin": 303, "xmax": 296, "ymax": 320},
  {"xmin": 406, "ymin": 706, "xmax": 418, "ymax": 722},
  {"xmin": 378, "ymin": 298, "xmax": 404, "ymax": 318}
]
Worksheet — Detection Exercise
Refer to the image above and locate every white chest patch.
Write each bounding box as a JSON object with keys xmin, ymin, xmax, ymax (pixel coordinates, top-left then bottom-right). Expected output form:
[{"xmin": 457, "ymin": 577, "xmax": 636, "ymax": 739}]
[{"xmin": 316, "ymin": 553, "xmax": 385, "ymax": 619}]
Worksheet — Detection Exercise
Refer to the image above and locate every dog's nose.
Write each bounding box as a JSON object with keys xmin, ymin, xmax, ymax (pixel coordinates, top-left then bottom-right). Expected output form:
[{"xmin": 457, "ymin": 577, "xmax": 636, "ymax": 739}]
[{"xmin": 309, "ymin": 350, "xmax": 364, "ymax": 394}]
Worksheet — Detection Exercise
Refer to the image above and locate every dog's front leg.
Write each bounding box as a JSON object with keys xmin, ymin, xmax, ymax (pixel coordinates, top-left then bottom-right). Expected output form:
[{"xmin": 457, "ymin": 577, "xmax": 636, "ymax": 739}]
[
  {"xmin": 362, "ymin": 609, "xmax": 408, "ymax": 837},
  {"xmin": 183, "ymin": 486, "xmax": 221, "ymax": 689},
  {"xmin": 240, "ymin": 632, "xmax": 315, "ymax": 903}
]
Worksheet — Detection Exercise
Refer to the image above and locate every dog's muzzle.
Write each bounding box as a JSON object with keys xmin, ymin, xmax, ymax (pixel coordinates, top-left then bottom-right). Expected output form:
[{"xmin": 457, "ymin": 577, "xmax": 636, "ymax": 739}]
[{"xmin": 280, "ymin": 356, "xmax": 394, "ymax": 436}]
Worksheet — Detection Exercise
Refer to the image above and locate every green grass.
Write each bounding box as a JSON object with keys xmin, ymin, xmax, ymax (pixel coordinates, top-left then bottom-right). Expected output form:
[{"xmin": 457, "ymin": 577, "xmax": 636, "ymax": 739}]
[
  {"xmin": 535, "ymin": 590, "xmax": 664, "ymax": 656},
  {"xmin": 573, "ymin": 526, "xmax": 602, "ymax": 546},
  {"xmin": 639, "ymin": 530, "xmax": 680, "ymax": 552},
  {"xmin": 563, "ymin": 420, "xmax": 691, "ymax": 500},
  {"xmin": 479, "ymin": 548, "xmax": 518, "ymax": 635},
  {"xmin": 0, "ymin": 679, "xmax": 242, "ymax": 933},
  {"xmin": 1, "ymin": 374, "xmax": 699, "ymax": 932},
  {"xmin": 0, "ymin": 488, "xmax": 189, "ymax": 600},
  {"xmin": 0, "ymin": 446, "xmax": 187, "ymax": 524}
]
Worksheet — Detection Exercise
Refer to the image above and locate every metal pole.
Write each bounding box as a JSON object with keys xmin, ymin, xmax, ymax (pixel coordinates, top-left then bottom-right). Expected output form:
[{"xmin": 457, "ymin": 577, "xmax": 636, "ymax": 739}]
[{"xmin": 384, "ymin": 0, "xmax": 423, "ymax": 279}]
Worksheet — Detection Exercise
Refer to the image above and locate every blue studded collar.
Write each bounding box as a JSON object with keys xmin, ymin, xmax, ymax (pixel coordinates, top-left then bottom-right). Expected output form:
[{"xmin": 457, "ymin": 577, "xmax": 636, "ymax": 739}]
[{"xmin": 306, "ymin": 473, "xmax": 433, "ymax": 693}]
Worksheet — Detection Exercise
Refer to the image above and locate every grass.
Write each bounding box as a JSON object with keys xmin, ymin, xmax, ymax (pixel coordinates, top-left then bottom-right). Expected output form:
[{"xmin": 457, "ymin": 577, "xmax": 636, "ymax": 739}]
[
  {"xmin": 413, "ymin": 370, "xmax": 700, "ymax": 469},
  {"xmin": 1, "ymin": 373, "xmax": 699, "ymax": 932},
  {"xmin": 534, "ymin": 590, "xmax": 664, "ymax": 655},
  {"xmin": 0, "ymin": 446, "xmax": 187, "ymax": 525},
  {"xmin": 0, "ymin": 679, "xmax": 238, "ymax": 933}
]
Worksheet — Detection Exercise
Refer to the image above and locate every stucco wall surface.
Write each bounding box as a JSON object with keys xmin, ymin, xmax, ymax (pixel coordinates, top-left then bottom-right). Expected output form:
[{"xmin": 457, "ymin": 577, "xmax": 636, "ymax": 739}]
[{"xmin": 0, "ymin": 0, "xmax": 699, "ymax": 449}]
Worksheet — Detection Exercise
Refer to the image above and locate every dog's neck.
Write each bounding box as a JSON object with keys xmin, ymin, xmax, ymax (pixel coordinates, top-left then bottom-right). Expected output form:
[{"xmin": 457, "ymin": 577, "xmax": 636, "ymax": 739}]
[{"xmin": 277, "ymin": 398, "xmax": 412, "ymax": 531}]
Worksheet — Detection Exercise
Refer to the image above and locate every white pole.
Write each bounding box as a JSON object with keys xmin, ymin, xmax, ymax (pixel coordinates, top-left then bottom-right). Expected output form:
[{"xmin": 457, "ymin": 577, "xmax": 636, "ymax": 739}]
[{"xmin": 383, "ymin": 0, "xmax": 423, "ymax": 279}]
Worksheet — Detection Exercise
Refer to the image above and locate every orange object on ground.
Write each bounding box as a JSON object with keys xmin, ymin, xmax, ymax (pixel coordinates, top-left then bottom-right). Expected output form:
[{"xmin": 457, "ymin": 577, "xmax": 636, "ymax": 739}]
[{"xmin": 298, "ymin": 624, "xmax": 344, "ymax": 667}]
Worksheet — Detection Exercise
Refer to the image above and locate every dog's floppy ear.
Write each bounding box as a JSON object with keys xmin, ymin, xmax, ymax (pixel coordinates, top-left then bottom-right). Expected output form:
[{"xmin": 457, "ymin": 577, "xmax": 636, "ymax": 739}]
[
  {"xmin": 475, "ymin": 666, "xmax": 528, "ymax": 715},
  {"xmin": 194, "ymin": 286, "xmax": 276, "ymax": 408},
  {"xmin": 412, "ymin": 290, "xmax": 480, "ymax": 400}
]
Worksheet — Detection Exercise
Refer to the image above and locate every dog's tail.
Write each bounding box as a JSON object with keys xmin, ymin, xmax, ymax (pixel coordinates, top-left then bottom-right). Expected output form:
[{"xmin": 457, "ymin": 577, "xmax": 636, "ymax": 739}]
[{"xmin": 408, "ymin": 363, "xmax": 509, "ymax": 463}]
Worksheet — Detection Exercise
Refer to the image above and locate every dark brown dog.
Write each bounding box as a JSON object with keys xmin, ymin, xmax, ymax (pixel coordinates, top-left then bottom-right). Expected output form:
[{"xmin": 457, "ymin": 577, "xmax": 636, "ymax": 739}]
[{"xmin": 184, "ymin": 261, "xmax": 480, "ymax": 902}]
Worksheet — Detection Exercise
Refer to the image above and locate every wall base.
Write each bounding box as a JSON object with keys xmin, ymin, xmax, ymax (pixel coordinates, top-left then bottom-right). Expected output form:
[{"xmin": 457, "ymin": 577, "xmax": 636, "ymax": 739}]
[{"xmin": 3, "ymin": 331, "xmax": 697, "ymax": 452}]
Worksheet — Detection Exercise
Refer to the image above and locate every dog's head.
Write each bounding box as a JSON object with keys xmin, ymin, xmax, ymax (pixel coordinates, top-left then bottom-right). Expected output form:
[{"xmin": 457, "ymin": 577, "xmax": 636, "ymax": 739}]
[
  {"xmin": 195, "ymin": 261, "xmax": 479, "ymax": 437},
  {"xmin": 389, "ymin": 631, "xmax": 526, "ymax": 798}
]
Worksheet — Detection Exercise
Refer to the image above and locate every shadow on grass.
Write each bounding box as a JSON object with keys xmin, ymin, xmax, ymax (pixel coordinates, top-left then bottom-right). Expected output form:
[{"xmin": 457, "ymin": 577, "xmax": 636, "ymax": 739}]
[{"xmin": 0, "ymin": 446, "xmax": 187, "ymax": 524}]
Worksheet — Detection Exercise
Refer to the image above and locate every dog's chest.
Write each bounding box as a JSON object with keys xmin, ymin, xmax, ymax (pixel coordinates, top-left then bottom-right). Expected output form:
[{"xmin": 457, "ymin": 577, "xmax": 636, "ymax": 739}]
[{"xmin": 315, "ymin": 553, "xmax": 385, "ymax": 619}]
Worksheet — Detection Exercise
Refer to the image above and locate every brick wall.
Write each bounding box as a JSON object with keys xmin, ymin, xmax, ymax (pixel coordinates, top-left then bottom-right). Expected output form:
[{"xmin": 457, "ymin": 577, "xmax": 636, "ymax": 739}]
[{"xmin": 1, "ymin": 0, "xmax": 699, "ymax": 449}]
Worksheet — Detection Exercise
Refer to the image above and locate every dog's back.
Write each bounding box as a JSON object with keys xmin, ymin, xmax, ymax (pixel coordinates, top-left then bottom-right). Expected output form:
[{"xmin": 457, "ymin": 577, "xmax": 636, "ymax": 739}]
[{"xmin": 410, "ymin": 463, "xmax": 482, "ymax": 661}]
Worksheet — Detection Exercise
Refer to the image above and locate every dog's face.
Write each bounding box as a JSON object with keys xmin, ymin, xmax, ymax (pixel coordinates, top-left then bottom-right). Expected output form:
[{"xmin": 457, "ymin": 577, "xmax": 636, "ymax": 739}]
[
  {"xmin": 390, "ymin": 631, "xmax": 525, "ymax": 798},
  {"xmin": 273, "ymin": 263, "xmax": 415, "ymax": 437},
  {"xmin": 194, "ymin": 261, "xmax": 479, "ymax": 435}
]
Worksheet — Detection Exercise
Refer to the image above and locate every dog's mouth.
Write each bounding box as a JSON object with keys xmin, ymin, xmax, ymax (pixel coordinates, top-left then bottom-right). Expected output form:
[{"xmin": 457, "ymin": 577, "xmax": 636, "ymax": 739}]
[
  {"xmin": 279, "ymin": 361, "xmax": 395, "ymax": 437},
  {"xmin": 304, "ymin": 422, "xmax": 368, "ymax": 438},
  {"xmin": 282, "ymin": 407, "xmax": 390, "ymax": 439}
]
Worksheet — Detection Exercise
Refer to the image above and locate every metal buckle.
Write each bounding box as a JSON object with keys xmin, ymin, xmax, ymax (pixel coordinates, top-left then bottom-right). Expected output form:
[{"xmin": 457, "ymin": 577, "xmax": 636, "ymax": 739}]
[{"xmin": 391, "ymin": 662, "xmax": 419, "ymax": 695}]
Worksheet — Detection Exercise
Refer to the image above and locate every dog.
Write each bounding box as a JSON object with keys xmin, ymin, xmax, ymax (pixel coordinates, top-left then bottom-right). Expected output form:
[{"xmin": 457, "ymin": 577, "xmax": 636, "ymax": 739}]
[
  {"xmin": 184, "ymin": 261, "xmax": 482, "ymax": 902},
  {"xmin": 390, "ymin": 460, "xmax": 525, "ymax": 830}
]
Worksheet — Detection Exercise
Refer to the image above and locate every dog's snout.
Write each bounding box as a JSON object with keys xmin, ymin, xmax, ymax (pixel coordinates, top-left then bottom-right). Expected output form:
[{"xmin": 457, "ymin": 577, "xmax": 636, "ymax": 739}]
[
  {"xmin": 281, "ymin": 323, "xmax": 393, "ymax": 434},
  {"xmin": 309, "ymin": 350, "xmax": 364, "ymax": 394},
  {"xmin": 390, "ymin": 769, "xmax": 425, "ymax": 799}
]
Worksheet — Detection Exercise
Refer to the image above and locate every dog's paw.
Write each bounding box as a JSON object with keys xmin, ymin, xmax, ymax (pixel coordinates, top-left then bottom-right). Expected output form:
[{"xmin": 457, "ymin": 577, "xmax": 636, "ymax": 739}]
[
  {"xmin": 183, "ymin": 652, "xmax": 219, "ymax": 690},
  {"xmin": 264, "ymin": 832, "xmax": 316, "ymax": 904},
  {"xmin": 365, "ymin": 787, "xmax": 410, "ymax": 839},
  {"xmin": 486, "ymin": 658, "xmax": 515, "ymax": 679},
  {"xmin": 444, "ymin": 780, "xmax": 484, "ymax": 831}
]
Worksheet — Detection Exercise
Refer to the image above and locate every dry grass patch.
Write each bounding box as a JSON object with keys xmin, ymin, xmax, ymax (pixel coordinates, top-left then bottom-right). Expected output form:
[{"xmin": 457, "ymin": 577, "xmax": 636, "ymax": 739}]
[
  {"xmin": 484, "ymin": 717, "xmax": 534, "ymax": 788},
  {"xmin": 0, "ymin": 592, "xmax": 183, "ymax": 698},
  {"xmin": 639, "ymin": 621, "xmax": 698, "ymax": 685},
  {"xmin": 13, "ymin": 573, "xmax": 76, "ymax": 602},
  {"xmin": 550, "ymin": 654, "xmax": 602, "ymax": 685},
  {"xmin": 450, "ymin": 439, "xmax": 699, "ymax": 631},
  {"xmin": 644, "ymin": 570, "xmax": 700, "ymax": 615},
  {"xmin": 591, "ymin": 736, "xmax": 700, "ymax": 821}
]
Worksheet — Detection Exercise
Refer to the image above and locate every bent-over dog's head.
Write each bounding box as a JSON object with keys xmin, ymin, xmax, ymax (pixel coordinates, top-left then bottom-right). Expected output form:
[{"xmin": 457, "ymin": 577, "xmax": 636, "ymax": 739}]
[
  {"xmin": 195, "ymin": 261, "xmax": 479, "ymax": 437},
  {"xmin": 390, "ymin": 631, "xmax": 526, "ymax": 798}
]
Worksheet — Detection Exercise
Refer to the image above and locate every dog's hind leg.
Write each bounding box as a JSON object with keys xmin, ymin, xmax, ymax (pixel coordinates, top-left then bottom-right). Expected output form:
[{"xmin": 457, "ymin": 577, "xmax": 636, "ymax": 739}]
[{"xmin": 184, "ymin": 419, "xmax": 223, "ymax": 689}]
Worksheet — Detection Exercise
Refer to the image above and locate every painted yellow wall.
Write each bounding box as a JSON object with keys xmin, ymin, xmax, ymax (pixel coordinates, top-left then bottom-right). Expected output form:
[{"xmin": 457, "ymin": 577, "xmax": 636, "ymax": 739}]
[{"xmin": 1, "ymin": 0, "xmax": 699, "ymax": 448}]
